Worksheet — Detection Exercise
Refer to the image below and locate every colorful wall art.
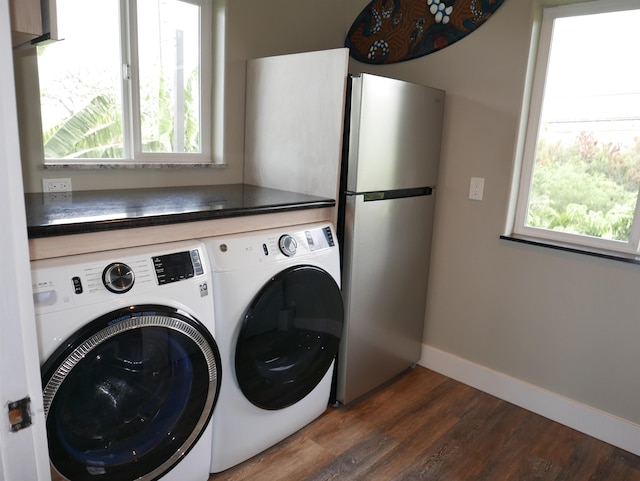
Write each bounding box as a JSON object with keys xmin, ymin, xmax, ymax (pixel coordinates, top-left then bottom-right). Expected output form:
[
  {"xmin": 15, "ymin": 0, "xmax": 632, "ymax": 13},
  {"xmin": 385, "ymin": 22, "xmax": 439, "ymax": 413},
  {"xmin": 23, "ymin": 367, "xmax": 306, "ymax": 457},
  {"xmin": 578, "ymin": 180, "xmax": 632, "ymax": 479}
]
[{"xmin": 346, "ymin": 0, "xmax": 507, "ymax": 64}]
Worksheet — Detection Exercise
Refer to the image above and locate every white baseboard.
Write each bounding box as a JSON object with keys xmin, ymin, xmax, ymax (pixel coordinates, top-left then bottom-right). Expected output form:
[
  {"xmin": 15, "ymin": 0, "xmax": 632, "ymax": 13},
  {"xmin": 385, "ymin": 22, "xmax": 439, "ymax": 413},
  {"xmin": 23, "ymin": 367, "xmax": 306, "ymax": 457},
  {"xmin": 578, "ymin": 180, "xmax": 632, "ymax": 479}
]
[{"xmin": 419, "ymin": 344, "xmax": 640, "ymax": 456}]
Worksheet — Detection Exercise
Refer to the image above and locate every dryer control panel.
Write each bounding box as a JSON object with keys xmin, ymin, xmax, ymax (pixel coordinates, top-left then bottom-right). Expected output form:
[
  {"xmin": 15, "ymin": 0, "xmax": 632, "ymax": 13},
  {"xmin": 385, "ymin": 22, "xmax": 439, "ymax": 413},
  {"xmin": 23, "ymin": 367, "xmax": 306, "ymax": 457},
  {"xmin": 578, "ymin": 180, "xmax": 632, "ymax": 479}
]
[
  {"xmin": 305, "ymin": 226, "xmax": 335, "ymax": 252},
  {"xmin": 206, "ymin": 223, "xmax": 339, "ymax": 273}
]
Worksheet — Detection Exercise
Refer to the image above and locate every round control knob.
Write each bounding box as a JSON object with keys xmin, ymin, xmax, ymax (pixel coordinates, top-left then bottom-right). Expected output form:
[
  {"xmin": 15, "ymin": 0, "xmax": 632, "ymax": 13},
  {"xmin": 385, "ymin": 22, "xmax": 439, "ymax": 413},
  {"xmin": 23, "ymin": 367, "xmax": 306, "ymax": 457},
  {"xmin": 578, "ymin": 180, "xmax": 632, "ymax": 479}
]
[
  {"xmin": 278, "ymin": 234, "xmax": 297, "ymax": 257},
  {"xmin": 102, "ymin": 263, "xmax": 135, "ymax": 294}
]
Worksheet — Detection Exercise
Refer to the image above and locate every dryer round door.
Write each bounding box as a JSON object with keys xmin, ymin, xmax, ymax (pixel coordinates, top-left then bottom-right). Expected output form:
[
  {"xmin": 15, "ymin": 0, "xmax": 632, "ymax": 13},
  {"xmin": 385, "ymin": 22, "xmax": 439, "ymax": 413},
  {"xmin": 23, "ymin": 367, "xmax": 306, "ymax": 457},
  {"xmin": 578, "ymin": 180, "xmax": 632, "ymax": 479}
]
[
  {"xmin": 41, "ymin": 305, "xmax": 221, "ymax": 481},
  {"xmin": 235, "ymin": 265, "xmax": 344, "ymax": 410}
]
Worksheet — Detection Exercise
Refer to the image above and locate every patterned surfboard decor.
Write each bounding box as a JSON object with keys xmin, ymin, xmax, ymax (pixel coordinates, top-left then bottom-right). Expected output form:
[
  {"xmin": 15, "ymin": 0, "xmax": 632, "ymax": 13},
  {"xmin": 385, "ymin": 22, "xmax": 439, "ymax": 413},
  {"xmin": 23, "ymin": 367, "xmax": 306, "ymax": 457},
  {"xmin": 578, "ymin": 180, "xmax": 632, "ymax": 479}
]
[{"xmin": 346, "ymin": 0, "xmax": 507, "ymax": 64}]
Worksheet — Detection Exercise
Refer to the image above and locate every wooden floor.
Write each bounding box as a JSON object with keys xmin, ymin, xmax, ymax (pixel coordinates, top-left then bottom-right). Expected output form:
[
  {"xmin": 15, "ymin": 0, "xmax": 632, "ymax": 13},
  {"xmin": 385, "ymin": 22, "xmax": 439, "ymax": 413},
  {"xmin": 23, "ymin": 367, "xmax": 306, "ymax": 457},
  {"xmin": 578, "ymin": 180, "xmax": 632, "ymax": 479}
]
[{"xmin": 208, "ymin": 366, "xmax": 640, "ymax": 481}]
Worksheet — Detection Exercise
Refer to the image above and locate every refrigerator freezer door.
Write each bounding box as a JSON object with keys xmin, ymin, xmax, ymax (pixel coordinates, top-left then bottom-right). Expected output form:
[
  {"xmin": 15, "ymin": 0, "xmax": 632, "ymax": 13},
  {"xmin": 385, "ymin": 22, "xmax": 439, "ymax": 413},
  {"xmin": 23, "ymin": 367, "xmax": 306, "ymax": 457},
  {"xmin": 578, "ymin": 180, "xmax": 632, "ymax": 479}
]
[
  {"xmin": 337, "ymin": 192, "xmax": 436, "ymax": 404},
  {"xmin": 346, "ymin": 74, "xmax": 445, "ymax": 193}
]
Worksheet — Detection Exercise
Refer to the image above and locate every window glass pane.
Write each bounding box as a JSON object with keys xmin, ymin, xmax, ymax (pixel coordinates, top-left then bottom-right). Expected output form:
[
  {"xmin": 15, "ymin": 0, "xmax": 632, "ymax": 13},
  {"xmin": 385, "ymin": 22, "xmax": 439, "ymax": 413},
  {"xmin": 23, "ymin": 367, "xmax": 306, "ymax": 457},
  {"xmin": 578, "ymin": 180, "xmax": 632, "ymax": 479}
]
[
  {"xmin": 137, "ymin": 0, "xmax": 201, "ymax": 153},
  {"xmin": 37, "ymin": 0, "xmax": 123, "ymax": 159},
  {"xmin": 527, "ymin": 9, "xmax": 640, "ymax": 241}
]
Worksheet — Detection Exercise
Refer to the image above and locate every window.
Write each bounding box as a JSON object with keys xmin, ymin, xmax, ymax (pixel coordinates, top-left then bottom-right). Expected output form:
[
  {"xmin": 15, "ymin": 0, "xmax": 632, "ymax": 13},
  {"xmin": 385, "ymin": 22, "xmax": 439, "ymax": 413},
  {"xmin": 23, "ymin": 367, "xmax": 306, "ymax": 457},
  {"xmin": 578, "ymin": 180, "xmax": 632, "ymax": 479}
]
[
  {"xmin": 513, "ymin": 0, "xmax": 640, "ymax": 254},
  {"xmin": 37, "ymin": 0, "xmax": 213, "ymax": 165}
]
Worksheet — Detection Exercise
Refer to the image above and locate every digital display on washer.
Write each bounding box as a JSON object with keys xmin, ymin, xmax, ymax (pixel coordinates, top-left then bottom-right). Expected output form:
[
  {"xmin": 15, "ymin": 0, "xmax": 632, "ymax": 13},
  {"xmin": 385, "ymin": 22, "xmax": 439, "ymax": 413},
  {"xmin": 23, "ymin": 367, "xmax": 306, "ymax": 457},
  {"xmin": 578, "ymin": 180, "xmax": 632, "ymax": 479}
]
[
  {"xmin": 305, "ymin": 227, "xmax": 335, "ymax": 252},
  {"xmin": 153, "ymin": 249, "xmax": 203, "ymax": 285}
]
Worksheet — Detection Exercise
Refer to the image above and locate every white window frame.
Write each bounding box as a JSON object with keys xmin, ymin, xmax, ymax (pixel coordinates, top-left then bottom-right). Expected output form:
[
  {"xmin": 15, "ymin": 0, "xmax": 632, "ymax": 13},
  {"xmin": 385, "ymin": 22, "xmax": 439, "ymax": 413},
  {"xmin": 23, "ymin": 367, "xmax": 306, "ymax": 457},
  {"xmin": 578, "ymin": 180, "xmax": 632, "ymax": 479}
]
[
  {"xmin": 512, "ymin": 0, "xmax": 640, "ymax": 255},
  {"xmin": 43, "ymin": 0, "xmax": 215, "ymax": 167}
]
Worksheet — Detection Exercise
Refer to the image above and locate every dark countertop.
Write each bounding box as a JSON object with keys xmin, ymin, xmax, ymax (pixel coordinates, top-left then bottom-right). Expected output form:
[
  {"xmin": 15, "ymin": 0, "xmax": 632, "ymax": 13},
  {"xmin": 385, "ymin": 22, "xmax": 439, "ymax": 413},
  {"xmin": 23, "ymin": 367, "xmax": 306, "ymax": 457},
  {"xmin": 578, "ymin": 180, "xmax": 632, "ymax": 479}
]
[{"xmin": 25, "ymin": 184, "xmax": 335, "ymax": 238}]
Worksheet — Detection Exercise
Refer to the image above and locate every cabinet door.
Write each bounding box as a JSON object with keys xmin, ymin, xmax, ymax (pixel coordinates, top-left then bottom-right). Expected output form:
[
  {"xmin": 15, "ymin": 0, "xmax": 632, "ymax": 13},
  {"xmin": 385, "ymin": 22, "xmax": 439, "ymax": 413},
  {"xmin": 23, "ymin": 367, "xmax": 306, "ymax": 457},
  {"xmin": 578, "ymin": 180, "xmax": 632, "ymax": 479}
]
[
  {"xmin": 9, "ymin": 0, "xmax": 42, "ymax": 45},
  {"xmin": 0, "ymin": 0, "xmax": 51, "ymax": 479}
]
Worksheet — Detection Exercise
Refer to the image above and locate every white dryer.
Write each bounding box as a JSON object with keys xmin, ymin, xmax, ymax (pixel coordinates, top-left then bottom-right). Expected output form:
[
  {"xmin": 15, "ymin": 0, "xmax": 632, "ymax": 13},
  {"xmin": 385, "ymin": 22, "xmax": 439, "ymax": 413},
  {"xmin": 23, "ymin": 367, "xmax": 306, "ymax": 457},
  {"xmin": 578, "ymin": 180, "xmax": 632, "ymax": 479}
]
[
  {"xmin": 202, "ymin": 223, "xmax": 343, "ymax": 473},
  {"xmin": 31, "ymin": 240, "xmax": 221, "ymax": 481}
]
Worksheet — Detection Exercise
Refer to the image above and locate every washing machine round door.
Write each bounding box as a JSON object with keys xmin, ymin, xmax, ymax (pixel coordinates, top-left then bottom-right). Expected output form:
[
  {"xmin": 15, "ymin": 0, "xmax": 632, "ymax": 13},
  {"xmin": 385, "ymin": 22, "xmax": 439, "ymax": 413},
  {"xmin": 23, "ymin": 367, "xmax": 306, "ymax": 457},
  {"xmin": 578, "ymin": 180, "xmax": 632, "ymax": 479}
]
[
  {"xmin": 41, "ymin": 305, "xmax": 221, "ymax": 481},
  {"xmin": 235, "ymin": 265, "xmax": 344, "ymax": 410}
]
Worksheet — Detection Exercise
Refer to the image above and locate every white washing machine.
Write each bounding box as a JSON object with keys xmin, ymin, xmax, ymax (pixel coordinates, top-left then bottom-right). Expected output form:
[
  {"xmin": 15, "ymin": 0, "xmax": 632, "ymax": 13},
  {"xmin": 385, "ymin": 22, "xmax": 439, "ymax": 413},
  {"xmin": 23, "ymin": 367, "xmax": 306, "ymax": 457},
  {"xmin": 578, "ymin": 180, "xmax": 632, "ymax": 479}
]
[
  {"xmin": 202, "ymin": 222, "xmax": 344, "ymax": 473},
  {"xmin": 31, "ymin": 240, "xmax": 222, "ymax": 481}
]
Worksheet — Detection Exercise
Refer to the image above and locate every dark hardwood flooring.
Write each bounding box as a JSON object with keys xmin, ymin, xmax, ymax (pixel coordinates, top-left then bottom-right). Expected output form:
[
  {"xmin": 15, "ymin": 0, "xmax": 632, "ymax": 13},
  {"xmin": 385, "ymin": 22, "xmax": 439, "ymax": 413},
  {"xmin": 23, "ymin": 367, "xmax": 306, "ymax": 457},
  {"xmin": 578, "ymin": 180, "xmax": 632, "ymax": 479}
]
[{"xmin": 208, "ymin": 366, "xmax": 640, "ymax": 481}]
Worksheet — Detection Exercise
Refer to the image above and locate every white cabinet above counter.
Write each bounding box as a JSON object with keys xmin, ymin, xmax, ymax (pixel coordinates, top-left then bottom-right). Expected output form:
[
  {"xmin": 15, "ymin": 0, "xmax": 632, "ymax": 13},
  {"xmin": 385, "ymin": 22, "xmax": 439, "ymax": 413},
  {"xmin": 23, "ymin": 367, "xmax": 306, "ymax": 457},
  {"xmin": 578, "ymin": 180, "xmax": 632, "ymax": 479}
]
[
  {"xmin": 9, "ymin": 0, "xmax": 57, "ymax": 47},
  {"xmin": 244, "ymin": 48, "xmax": 349, "ymax": 228}
]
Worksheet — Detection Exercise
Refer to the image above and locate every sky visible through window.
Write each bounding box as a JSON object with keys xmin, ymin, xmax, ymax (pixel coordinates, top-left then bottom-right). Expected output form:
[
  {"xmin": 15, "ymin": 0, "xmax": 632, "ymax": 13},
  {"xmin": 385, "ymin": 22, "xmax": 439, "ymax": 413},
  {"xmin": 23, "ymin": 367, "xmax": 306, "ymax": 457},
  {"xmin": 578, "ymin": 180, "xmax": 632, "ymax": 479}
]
[
  {"xmin": 540, "ymin": 8, "xmax": 640, "ymax": 147},
  {"xmin": 38, "ymin": 0, "xmax": 121, "ymax": 133},
  {"xmin": 38, "ymin": 0, "xmax": 201, "ymax": 158}
]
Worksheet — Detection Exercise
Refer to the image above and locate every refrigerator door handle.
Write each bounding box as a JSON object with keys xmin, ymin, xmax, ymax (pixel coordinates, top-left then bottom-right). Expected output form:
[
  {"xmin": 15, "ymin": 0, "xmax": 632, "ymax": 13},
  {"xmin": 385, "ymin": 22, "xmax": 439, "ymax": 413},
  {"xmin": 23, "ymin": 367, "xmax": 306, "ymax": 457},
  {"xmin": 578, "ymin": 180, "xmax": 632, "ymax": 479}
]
[{"xmin": 345, "ymin": 186, "xmax": 435, "ymax": 202}]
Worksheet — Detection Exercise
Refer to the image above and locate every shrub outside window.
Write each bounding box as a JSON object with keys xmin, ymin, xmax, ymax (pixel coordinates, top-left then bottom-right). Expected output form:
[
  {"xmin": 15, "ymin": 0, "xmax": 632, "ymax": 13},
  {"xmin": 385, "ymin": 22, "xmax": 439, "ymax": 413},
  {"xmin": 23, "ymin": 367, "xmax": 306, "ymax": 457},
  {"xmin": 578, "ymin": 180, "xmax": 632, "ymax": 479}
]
[
  {"xmin": 513, "ymin": 0, "xmax": 640, "ymax": 254},
  {"xmin": 37, "ymin": 0, "xmax": 212, "ymax": 165}
]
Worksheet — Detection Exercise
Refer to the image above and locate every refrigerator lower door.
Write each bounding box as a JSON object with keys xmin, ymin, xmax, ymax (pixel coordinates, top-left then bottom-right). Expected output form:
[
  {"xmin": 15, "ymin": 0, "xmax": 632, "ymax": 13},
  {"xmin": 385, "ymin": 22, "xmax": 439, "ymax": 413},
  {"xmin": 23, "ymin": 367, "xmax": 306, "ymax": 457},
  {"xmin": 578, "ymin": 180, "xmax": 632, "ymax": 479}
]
[{"xmin": 336, "ymin": 192, "xmax": 435, "ymax": 404}]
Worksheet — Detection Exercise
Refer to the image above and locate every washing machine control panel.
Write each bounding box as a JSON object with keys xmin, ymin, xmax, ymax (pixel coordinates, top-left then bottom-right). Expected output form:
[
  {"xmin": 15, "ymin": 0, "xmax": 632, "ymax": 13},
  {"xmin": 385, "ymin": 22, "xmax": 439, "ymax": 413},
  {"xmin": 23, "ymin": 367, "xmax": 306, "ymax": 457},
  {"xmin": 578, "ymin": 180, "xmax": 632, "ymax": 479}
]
[
  {"xmin": 31, "ymin": 242, "xmax": 210, "ymax": 315},
  {"xmin": 152, "ymin": 250, "xmax": 204, "ymax": 285},
  {"xmin": 102, "ymin": 262, "xmax": 135, "ymax": 293}
]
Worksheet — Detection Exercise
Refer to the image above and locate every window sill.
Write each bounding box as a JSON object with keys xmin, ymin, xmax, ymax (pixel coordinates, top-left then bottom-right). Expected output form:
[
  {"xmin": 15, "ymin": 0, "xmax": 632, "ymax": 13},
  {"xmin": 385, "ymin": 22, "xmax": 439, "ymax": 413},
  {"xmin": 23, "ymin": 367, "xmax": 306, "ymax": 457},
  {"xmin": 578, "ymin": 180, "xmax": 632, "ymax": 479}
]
[
  {"xmin": 43, "ymin": 162, "xmax": 228, "ymax": 170},
  {"xmin": 500, "ymin": 234, "xmax": 640, "ymax": 266}
]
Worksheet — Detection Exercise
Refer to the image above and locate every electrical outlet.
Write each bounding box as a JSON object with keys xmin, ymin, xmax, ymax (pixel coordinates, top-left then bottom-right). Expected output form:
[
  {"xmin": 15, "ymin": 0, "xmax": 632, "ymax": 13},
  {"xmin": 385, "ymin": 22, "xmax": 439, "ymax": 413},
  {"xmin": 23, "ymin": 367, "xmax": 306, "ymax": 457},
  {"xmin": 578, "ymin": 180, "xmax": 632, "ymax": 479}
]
[
  {"xmin": 43, "ymin": 178, "xmax": 72, "ymax": 192},
  {"xmin": 469, "ymin": 177, "xmax": 485, "ymax": 201}
]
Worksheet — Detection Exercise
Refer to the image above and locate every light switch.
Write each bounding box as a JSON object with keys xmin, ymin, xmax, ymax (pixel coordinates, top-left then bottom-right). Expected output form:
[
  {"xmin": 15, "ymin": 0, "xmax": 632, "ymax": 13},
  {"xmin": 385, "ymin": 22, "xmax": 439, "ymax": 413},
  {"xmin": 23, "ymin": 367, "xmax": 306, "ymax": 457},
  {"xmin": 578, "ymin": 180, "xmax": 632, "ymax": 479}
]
[{"xmin": 469, "ymin": 177, "xmax": 485, "ymax": 201}]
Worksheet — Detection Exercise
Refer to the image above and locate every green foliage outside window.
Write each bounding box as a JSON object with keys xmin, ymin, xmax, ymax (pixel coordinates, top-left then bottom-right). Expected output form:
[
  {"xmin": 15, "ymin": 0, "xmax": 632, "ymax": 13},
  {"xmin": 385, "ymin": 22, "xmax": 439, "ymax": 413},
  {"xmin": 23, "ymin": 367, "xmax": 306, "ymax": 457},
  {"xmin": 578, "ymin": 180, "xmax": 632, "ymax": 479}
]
[
  {"xmin": 42, "ymin": 72, "xmax": 199, "ymax": 159},
  {"xmin": 528, "ymin": 133, "xmax": 640, "ymax": 241}
]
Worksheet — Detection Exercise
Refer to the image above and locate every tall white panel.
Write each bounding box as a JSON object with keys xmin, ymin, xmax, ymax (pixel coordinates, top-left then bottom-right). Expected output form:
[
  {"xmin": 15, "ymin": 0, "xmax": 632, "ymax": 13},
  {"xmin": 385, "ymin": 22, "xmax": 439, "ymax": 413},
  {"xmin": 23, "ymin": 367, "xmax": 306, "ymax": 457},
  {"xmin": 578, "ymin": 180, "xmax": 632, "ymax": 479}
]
[{"xmin": 244, "ymin": 48, "xmax": 349, "ymax": 213}]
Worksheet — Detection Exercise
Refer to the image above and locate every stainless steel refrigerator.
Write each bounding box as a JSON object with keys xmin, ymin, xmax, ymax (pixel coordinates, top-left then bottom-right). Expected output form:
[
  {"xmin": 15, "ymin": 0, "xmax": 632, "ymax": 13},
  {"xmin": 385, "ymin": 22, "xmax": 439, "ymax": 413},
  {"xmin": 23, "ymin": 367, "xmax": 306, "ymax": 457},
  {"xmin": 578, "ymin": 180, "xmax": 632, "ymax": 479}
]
[{"xmin": 335, "ymin": 73, "xmax": 445, "ymax": 405}]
